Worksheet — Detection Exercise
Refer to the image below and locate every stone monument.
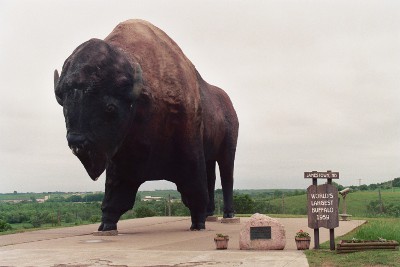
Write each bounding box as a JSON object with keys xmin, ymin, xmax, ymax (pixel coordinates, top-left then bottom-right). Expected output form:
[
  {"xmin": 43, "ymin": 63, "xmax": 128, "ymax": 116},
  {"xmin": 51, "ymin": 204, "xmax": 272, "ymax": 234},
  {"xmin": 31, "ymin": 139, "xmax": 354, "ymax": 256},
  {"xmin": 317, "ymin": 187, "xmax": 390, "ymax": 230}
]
[{"xmin": 239, "ymin": 213, "xmax": 286, "ymax": 250}]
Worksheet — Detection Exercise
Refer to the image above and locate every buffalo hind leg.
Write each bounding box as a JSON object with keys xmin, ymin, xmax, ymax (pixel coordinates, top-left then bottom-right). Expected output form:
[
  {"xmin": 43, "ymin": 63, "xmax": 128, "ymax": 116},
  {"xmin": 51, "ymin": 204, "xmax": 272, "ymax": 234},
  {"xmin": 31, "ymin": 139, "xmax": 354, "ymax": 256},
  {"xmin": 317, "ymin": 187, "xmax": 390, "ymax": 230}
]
[
  {"xmin": 218, "ymin": 154, "xmax": 235, "ymax": 218},
  {"xmin": 206, "ymin": 160, "xmax": 216, "ymax": 217}
]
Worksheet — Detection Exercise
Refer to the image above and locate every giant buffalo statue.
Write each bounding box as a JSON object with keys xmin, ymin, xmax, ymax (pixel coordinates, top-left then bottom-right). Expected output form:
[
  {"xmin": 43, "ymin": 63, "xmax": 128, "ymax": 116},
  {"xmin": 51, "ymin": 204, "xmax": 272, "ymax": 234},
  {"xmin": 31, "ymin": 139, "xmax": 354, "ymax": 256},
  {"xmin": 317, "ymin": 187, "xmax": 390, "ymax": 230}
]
[{"xmin": 54, "ymin": 19, "xmax": 238, "ymax": 231}]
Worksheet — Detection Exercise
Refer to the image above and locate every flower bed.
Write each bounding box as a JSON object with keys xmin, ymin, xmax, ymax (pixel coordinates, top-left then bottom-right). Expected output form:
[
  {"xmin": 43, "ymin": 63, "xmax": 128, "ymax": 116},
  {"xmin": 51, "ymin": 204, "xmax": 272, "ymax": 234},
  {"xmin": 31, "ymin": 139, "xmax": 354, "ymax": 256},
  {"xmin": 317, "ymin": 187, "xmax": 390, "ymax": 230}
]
[{"xmin": 337, "ymin": 239, "xmax": 399, "ymax": 253}]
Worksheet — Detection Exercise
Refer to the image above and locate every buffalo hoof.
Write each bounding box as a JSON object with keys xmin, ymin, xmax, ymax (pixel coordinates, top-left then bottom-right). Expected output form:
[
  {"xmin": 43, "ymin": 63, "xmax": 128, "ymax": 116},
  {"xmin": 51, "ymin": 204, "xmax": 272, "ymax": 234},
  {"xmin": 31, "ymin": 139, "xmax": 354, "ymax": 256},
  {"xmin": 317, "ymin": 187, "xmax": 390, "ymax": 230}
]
[
  {"xmin": 190, "ymin": 222, "xmax": 205, "ymax": 231},
  {"xmin": 98, "ymin": 222, "xmax": 117, "ymax": 231},
  {"xmin": 223, "ymin": 212, "xmax": 235, "ymax": 218}
]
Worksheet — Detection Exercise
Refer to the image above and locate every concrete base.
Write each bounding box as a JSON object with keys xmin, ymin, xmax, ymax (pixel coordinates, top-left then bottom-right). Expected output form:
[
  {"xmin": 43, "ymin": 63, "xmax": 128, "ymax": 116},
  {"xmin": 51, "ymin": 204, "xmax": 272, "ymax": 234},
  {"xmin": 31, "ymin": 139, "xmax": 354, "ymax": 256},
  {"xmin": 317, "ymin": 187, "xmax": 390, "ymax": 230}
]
[
  {"xmin": 221, "ymin": 217, "xmax": 240, "ymax": 224},
  {"xmin": 93, "ymin": 230, "xmax": 118, "ymax": 236},
  {"xmin": 339, "ymin": 214, "xmax": 353, "ymax": 221},
  {"xmin": 206, "ymin": 216, "xmax": 219, "ymax": 222},
  {"xmin": 0, "ymin": 216, "xmax": 365, "ymax": 267}
]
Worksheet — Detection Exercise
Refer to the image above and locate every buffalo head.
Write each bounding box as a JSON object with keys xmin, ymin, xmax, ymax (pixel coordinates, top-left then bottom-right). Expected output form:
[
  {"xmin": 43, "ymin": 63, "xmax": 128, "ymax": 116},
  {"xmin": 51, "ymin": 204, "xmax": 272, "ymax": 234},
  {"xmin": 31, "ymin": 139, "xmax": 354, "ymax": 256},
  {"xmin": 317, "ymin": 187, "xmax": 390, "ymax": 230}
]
[{"xmin": 54, "ymin": 39, "xmax": 142, "ymax": 180}]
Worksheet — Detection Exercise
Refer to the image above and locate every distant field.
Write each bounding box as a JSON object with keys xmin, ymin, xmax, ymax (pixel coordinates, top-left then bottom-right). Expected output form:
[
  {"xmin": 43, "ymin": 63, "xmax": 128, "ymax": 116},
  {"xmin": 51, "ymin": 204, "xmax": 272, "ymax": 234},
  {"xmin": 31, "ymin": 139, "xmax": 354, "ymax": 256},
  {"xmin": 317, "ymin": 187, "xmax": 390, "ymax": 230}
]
[
  {"xmin": 339, "ymin": 190, "xmax": 399, "ymax": 216},
  {"xmin": 1, "ymin": 188, "xmax": 398, "ymax": 218},
  {"xmin": 0, "ymin": 192, "xmax": 91, "ymax": 201},
  {"xmin": 0, "ymin": 189, "xmax": 301, "ymax": 201},
  {"xmin": 0, "ymin": 193, "xmax": 51, "ymax": 201},
  {"xmin": 268, "ymin": 189, "xmax": 400, "ymax": 217}
]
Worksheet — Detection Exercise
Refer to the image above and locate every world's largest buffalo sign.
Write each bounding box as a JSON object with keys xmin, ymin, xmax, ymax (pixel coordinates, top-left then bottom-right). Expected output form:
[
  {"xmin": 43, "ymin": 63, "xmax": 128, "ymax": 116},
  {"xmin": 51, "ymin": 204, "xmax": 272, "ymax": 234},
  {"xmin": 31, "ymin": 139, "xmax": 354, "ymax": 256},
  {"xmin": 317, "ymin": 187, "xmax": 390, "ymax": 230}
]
[
  {"xmin": 304, "ymin": 170, "xmax": 339, "ymax": 250},
  {"xmin": 54, "ymin": 19, "xmax": 239, "ymax": 232},
  {"xmin": 307, "ymin": 184, "xmax": 339, "ymax": 229}
]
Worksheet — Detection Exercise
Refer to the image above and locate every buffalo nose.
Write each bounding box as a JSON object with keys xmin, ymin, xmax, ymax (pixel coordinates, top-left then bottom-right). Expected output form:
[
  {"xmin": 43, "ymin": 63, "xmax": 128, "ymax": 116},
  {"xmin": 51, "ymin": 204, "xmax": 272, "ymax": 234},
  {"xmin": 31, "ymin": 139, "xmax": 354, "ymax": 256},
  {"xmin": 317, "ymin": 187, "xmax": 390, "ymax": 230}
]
[{"xmin": 67, "ymin": 133, "xmax": 88, "ymax": 155}]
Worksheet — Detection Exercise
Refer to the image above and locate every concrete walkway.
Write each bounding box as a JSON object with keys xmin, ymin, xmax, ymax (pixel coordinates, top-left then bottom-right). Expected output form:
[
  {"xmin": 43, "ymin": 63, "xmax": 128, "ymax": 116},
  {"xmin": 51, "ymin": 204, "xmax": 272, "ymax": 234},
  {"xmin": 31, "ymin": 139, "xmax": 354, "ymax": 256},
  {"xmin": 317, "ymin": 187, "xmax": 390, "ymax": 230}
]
[{"xmin": 0, "ymin": 216, "xmax": 365, "ymax": 267}]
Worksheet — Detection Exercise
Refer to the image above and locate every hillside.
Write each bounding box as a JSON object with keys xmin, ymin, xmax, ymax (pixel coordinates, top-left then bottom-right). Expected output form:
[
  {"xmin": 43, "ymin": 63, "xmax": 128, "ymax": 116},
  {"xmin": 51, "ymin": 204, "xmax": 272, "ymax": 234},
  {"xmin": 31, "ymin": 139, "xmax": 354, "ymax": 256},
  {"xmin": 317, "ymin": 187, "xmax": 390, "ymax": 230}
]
[{"xmin": 267, "ymin": 188, "xmax": 400, "ymax": 217}]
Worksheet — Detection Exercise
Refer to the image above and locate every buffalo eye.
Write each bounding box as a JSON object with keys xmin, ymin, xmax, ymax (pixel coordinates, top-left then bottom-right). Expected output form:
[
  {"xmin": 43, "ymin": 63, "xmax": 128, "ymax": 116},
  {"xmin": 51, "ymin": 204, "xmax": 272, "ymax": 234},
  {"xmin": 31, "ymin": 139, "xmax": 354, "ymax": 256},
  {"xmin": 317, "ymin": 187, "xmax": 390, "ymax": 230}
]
[{"xmin": 106, "ymin": 104, "xmax": 116, "ymax": 113}]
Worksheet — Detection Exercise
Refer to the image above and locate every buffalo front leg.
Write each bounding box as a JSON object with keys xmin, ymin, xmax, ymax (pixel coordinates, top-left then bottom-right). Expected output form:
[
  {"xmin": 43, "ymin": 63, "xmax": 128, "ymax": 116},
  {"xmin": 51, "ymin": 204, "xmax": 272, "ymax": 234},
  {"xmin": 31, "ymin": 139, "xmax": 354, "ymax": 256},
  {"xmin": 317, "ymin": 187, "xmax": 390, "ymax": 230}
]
[
  {"xmin": 186, "ymin": 182, "xmax": 209, "ymax": 231},
  {"xmin": 99, "ymin": 178, "xmax": 140, "ymax": 231}
]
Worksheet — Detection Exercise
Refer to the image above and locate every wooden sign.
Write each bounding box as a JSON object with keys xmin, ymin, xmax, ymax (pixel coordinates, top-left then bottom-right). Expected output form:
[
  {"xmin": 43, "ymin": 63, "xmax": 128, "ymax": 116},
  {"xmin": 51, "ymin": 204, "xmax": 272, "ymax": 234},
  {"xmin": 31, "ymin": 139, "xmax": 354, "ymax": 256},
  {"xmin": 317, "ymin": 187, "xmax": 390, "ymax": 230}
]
[
  {"xmin": 307, "ymin": 184, "xmax": 339, "ymax": 229},
  {"xmin": 304, "ymin": 171, "xmax": 339, "ymax": 179}
]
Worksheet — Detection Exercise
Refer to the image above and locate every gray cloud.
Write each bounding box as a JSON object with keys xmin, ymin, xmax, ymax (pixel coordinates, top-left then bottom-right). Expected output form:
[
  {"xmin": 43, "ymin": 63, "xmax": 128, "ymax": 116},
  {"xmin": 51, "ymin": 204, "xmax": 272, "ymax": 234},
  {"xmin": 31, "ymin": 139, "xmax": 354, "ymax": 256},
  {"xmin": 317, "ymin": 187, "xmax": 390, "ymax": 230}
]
[{"xmin": 0, "ymin": 0, "xmax": 399, "ymax": 193}]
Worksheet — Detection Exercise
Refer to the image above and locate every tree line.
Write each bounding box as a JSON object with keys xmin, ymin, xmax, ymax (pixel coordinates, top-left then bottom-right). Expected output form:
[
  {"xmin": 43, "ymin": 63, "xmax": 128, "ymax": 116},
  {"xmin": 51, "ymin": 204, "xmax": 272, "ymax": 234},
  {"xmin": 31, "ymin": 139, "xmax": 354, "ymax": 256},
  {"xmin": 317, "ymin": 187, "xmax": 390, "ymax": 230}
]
[
  {"xmin": 0, "ymin": 193, "xmax": 191, "ymax": 232},
  {"xmin": 1, "ymin": 181, "xmax": 398, "ymax": 233}
]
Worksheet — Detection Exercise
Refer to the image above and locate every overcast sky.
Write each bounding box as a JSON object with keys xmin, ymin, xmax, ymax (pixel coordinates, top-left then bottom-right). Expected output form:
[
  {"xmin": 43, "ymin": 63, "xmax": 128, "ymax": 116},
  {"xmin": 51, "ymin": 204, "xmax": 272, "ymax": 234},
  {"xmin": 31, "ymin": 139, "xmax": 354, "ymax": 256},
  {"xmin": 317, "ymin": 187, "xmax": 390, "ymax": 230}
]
[{"xmin": 0, "ymin": 0, "xmax": 399, "ymax": 193}]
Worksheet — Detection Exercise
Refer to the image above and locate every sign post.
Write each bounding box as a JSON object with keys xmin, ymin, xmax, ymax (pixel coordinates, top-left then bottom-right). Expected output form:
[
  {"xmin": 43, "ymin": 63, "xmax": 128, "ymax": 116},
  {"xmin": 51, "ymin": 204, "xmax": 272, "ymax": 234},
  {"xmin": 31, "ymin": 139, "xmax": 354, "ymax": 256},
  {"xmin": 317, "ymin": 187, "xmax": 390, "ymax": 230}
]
[{"xmin": 305, "ymin": 170, "xmax": 339, "ymax": 250}]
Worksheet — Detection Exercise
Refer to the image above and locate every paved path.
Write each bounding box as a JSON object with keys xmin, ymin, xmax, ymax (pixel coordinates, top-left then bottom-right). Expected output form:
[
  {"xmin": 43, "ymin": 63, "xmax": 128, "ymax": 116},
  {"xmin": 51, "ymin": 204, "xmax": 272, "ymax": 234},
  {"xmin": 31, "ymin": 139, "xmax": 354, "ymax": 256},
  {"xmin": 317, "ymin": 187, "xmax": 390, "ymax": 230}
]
[{"xmin": 0, "ymin": 216, "xmax": 365, "ymax": 267}]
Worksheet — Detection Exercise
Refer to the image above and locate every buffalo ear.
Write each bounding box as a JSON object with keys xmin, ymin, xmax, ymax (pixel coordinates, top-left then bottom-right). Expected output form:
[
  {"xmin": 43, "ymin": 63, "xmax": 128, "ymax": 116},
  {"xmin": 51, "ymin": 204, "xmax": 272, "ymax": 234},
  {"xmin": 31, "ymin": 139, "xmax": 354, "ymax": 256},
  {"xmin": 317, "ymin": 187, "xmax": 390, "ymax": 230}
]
[{"xmin": 54, "ymin": 69, "xmax": 63, "ymax": 106}]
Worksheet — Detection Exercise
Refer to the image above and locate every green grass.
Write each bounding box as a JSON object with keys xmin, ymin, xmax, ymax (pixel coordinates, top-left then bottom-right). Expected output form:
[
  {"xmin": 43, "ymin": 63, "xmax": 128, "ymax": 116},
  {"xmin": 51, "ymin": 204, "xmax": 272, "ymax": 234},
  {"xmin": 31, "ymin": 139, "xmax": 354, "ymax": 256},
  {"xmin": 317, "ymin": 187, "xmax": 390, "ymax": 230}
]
[
  {"xmin": 353, "ymin": 218, "xmax": 400, "ymax": 241},
  {"xmin": 339, "ymin": 191, "xmax": 400, "ymax": 217},
  {"xmin": 306, "ymin": 249, "xmax": 400, "ymax": 267},
  {"xmin": 0, "ymin": 221, "xmax": 96, "ymax": 236},
  {"xmin": 305, "ymin": 218, "xmax": 400, "ymax": 267}
]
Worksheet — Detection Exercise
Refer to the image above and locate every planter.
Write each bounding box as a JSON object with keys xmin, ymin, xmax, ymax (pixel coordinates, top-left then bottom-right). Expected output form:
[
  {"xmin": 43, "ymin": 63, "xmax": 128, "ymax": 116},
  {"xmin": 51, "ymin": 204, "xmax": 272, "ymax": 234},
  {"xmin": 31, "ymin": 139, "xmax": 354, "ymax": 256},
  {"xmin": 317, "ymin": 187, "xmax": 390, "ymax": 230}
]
[
  {"xmin": 295, "ymin": 238, "xmax": 311, "ymax": 250},
  {"xmin": 337, "ymin": 240, "xmax": 399, "ymax": 253},
  {"xmin": 214, "ymin": 237, "xmax": 229, "ymax": 250}
]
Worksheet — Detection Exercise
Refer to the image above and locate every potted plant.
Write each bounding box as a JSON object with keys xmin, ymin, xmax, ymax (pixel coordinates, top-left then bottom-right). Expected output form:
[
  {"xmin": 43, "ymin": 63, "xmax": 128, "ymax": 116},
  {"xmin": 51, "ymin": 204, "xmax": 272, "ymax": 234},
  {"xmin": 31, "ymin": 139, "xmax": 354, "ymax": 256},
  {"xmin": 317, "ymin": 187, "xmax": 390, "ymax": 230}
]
[
  {"xmin": 214, "ymin": 233, "xmax": 229, "ymax": 250},
  {"xmin": 295, "ymin": 230, "xmax": 311, "ymax": 250}
]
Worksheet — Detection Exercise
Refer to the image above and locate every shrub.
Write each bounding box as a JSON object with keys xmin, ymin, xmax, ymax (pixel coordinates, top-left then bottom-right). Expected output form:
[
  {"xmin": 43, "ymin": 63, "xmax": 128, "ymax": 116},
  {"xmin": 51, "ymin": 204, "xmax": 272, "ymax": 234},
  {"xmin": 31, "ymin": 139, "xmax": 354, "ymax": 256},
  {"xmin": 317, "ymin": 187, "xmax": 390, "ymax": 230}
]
[
  {"xmin": 0, "ymin": 220, "xmax": 12, "ymax": 232},
  {"xmin": 66, "ymin": 195, "xmax": 82, "ymax": 202},
  {"xmin": 233, "ymin": 194, "xmax": 254, "ymax": 214},
  {"xmin": 367, "ymin": 200, "xmax": 400, "ymax": 217},
  {"xmin": 253, "ymin": 201, "xmax": 280, "ymax": 214},
  {"xmin": 63, "ymin": 212, "xmax": 75, "ymax": 223},
  {"xmin": 89, "ymin": 215, "xmax": 101, "ymax": 223},
  {"xmin": 385, "ymin": 203, "xmax": 400, "ymax": 217},
  {"xmin": 135, "ymin": 206, "xmax": 156, "ymax": 218},
  {"xmin": 30, "ymin": 215, "xmax": 42, "ymax": 228},
  {"xmin": 171, "ymin": 202, "xmax": 190, "ymax": 216}
]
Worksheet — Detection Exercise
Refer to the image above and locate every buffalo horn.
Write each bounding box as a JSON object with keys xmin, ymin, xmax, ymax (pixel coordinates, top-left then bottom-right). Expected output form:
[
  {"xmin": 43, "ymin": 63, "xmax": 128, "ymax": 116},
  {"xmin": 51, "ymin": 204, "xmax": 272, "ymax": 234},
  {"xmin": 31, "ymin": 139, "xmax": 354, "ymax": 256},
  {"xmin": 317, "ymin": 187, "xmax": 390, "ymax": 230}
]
[{"xmin": 54, "ymin": 69, "xmax": 59, "ymax": 89}]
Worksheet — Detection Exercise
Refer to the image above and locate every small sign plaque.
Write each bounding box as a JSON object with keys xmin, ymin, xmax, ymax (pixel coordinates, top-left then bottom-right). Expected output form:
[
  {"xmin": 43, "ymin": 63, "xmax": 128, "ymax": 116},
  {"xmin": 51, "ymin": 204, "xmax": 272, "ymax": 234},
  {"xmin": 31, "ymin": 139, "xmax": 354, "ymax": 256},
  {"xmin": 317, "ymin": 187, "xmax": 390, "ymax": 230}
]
[
  {"xmin": 250, "ymin": 226, "xmax": 271, "ymax": 240},
  {"xmin": 304, "ymin": 171, "xmax": 339, "ymax": 179}
]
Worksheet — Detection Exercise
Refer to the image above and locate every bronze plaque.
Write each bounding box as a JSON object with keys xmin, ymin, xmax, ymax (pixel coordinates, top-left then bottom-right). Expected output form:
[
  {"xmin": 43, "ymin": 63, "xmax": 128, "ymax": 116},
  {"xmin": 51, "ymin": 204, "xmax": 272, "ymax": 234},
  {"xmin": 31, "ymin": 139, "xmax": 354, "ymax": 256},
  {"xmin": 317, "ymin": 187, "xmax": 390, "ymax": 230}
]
[
  {"xmin": 250, "ymin": 226, "xmax": 271, "ymax": 240},
  {"xmin": 307, "ymin": 184, "xmax": 339, "ymax": 229}
]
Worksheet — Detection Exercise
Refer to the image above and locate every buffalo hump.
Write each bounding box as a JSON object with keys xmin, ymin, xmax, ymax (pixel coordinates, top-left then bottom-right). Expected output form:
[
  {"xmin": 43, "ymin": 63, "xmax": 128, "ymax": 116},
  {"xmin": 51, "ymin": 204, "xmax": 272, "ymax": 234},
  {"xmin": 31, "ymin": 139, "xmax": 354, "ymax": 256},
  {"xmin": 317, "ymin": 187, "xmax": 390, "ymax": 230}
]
[{"xmin": 105, "ymin": 19, "xmax": 200, "ymax": 120}]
